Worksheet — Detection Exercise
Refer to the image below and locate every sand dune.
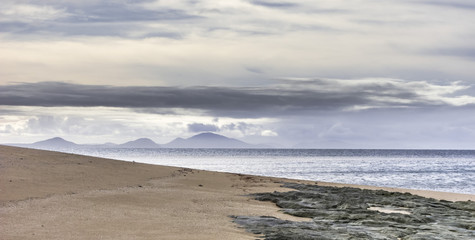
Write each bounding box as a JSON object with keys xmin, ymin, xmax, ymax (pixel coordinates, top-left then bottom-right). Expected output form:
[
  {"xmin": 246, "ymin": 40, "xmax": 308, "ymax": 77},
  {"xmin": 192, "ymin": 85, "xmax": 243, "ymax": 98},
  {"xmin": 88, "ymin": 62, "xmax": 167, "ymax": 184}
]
[{"xmin": 1, "ymin": 145, "xmax": 473, "ymax": 239}]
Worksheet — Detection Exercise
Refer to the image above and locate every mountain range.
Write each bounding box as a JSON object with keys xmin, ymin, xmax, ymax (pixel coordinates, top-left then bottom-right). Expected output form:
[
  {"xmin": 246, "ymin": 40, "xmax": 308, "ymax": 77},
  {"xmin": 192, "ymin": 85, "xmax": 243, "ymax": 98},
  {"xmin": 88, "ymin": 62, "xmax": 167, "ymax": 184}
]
[{"xmin": 8, "ymin": 132, "xmax": 270, "ymax": 150}]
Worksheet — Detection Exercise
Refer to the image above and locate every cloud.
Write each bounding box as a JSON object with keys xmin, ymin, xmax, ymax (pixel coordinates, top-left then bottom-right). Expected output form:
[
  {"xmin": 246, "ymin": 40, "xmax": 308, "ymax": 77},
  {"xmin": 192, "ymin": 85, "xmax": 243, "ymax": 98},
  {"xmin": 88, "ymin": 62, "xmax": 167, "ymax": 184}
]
[
  {"xmin": 426, "ymin": 47, "xmax": 475, "ymax": 60},
  {"xmin": 0, "ymin": 4, "xmax": 70, "ymax": 22},
  {"xmin": 418, "ymin": 0, "xmax": 475, "ymax": 10},
  {"xmin": 19, "ymin": 115, "xmax": 131, "ymax": 136},
  {"xmin": 0, "ymin": 105, "xmax": 277, "ymax": 144},
  {"xmin": 260, "ymin": 129, "xmax": 278, "ymax": 137},
  {"xmin": 2, "ymin": 0, "xmax": 475, "ymax": 86},
  {"xmin": 1, "ymin": 80, "xmax": 474, "ymax": 117},
  {"xmin": 1, "ymin": 1, "xmax": 198, "ymax": 23},
  {"xmin": 249, "ymin": 1, "xmax": 298, "ymax": 9},
  {"xmin": 0, "ymin": 1, "xmax": 199, "ymax": 37},
  {"xmin": 219, "ymin": 122, "xmax": 273, "ymax": 138},
  {"xmin": 187, "ymin": 123, "xmax": 219, "ymax": 132}
]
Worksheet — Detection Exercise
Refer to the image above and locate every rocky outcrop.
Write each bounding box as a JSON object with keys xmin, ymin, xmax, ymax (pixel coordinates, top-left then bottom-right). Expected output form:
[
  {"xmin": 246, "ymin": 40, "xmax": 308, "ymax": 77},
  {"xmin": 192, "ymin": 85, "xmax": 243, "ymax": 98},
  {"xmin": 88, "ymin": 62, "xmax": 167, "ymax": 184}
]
[{"xmin": 232, "ymin": 183, "xmax": 475, "ymax": 239}]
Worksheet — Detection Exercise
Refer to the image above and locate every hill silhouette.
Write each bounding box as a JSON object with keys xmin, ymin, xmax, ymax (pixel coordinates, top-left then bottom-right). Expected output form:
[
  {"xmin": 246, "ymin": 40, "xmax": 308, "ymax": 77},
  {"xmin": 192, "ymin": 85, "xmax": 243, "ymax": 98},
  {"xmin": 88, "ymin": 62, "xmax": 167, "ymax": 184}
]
[
  {"xmin": 163, "ymin": 132, "xmax": 258, "ymax": 148},
  {"xmin": 8, "ymin": 133, "xmax": 271, "ymax": 150},
  {"xmin": 119, "ymin": 138, "xmax": 160, "ymax": 148},
  {"xmin": 31, "ymin": 137, "xmax": 78, "ymax": 149}
]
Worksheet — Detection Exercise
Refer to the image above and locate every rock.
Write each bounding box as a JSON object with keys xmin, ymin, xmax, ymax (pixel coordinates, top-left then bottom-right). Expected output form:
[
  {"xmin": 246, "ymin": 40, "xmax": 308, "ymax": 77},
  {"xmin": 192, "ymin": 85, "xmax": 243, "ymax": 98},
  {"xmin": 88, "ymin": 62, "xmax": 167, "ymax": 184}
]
[{"xmin": 232, "ymin": 183, "xmax": 475, "ymax": 239}]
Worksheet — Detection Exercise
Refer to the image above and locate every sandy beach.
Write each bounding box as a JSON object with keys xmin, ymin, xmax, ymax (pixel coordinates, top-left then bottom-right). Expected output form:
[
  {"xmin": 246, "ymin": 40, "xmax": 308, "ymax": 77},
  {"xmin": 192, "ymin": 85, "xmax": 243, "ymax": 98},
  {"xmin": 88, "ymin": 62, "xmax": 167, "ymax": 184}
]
[{"xmin": 1, "ymin": 145, "xmax": 474, "ymax": 239}]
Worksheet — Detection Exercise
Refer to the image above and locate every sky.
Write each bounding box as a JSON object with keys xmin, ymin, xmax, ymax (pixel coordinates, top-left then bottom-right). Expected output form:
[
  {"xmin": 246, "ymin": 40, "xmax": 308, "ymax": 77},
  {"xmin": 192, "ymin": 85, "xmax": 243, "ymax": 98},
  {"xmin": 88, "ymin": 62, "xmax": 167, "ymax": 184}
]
[{"xmin": 1, "ymin": 0, "xmax": 475, "ymax": 149}]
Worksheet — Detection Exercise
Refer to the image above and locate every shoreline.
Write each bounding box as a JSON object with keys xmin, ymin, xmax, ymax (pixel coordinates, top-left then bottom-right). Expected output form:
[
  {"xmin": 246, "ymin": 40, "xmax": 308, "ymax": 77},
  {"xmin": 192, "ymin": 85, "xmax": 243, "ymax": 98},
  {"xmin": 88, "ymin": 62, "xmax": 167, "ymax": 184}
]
[
  {"xmin": 6, "ymin": 145, "xmax": 475, "ymax": 198},
  {"xmin": 1, "ymin": 145, "xmax": 473, "ymax": 239},
  {"xmin": 3, "ymin": 145, "xmax": 474, "ymax": 201}
]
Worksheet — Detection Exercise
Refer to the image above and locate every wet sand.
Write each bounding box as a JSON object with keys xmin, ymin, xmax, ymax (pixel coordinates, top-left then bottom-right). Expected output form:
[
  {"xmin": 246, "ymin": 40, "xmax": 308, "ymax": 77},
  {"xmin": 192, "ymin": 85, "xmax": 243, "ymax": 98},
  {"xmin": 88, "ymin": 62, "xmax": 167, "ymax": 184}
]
[{"xmin": 1, "ymin": 145, "xmax": 473, "ymax": 239}]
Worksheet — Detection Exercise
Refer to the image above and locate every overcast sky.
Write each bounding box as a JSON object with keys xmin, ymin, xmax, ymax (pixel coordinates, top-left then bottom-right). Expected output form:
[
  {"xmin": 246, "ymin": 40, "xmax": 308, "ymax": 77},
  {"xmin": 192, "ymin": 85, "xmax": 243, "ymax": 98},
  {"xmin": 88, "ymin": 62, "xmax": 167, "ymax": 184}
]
[{"xmin": 1, "ymin": 0, "xmax": 475, "ymax": 148}]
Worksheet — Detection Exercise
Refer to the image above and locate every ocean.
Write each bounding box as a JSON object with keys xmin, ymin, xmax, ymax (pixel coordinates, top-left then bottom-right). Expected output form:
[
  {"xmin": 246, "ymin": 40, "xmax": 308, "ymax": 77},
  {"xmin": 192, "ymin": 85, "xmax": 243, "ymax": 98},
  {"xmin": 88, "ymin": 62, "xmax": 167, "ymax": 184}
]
[{"xmin": 67, "ymin": 148, "xmax": 474, "ymax": 195}]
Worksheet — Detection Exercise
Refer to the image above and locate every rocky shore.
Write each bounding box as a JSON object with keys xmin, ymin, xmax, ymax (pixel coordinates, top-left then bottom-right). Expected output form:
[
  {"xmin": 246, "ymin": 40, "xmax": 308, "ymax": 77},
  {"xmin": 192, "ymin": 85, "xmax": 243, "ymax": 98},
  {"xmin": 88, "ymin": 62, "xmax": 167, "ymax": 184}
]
[{"xmin": 233, "ymin": 183, "xmax": 475, "ymax": 239}]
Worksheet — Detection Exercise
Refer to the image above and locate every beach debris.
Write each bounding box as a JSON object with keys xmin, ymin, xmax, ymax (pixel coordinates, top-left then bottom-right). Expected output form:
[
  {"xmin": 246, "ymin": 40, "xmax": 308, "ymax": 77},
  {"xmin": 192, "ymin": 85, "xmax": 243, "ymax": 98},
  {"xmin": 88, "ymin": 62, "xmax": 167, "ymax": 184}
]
[
  {"xmin": 233, "ymin": 183, "xmax": 475, "ymax": 239},
  {"xmin": 174, "ymin": 168, "xmax": 194, "ymax": 177}
]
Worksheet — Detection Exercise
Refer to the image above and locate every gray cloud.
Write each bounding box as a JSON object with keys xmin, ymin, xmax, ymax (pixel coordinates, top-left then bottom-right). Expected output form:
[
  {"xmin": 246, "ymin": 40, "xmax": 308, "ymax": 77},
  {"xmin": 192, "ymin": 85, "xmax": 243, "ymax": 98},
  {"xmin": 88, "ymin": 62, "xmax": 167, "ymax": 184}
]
[
  {"xmin": 245, "ymin": 66, "xmax": 265, "ymax": 74},
  {"xmin": 1, "ymin": 80, "xmax": 474, "ymax": 117},
  {"xmin": 270, "ymin": 106, "xmax": 475, "ymax": 149},
  {"xmin": 24, "ymin": 115, "xmax": 122, "ymax": 135},
  {"xmin": 221, "ymin": 122, "xmax": 260, "ymax": 134},
  {"xmin": 419, "ymin": 0, "xmax": 475, "ymax": 10},
  {"xmin": 0, "ymin": 1, "xmax": 199, "ymax": 37},
  {"xmin": 426, "ymin": 48, "xmax": 475, "ymax": 60},
  {"xmin": 250, "ymin": 1, "xmax": 298, "ymax": 8},
  {"xmin": 187, "ymin": 123, "xmax": 219, "ymax": 133},
  {"xmin": 0, "ymin": 0, "xmax": 344, "ymax": 39},
  {"xmin": 17, "ymin": 22, "xmax": 184, "ymax": 38},
  {"xmin": 66, "ymin": 7, "xmax": 196, "ymax": 23},
  {"xmin": 26, "ymin": 115, "xmax": 105, "ymax": 136},
  {"xmin": 248, "ymin": 0, "xmax": 345, "ymax": 14}
]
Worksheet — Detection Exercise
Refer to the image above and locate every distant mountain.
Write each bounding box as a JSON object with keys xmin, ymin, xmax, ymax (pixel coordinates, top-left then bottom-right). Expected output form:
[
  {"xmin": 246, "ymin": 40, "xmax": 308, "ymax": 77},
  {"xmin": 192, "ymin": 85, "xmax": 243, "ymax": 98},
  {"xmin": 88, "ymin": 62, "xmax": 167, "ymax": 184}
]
[
  {"xmin": 118, "ymin": 138, "xmax": 160, "ymax": 148},
  {"xmin": 164, "ymin": 137, "xmax": 186, "ymax": 147},
  {"xmin": 30, "ymin": 137, "xmax": 79, "ymax": 150},
  {"xmin": 163, "ymin": 132, "xmax": 261, "ymax": 148},
  {"xmin": 7, "ymin": 133, "xmax": 270, "ymax": 150}
]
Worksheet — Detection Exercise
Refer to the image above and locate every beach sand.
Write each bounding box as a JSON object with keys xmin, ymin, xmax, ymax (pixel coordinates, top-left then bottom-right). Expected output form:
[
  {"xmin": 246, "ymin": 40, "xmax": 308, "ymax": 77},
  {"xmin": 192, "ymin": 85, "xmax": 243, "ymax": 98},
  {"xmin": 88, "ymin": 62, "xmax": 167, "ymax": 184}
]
[{"xmin": 1, "ymin": 145, "xmax": 473, "ymax": 239}]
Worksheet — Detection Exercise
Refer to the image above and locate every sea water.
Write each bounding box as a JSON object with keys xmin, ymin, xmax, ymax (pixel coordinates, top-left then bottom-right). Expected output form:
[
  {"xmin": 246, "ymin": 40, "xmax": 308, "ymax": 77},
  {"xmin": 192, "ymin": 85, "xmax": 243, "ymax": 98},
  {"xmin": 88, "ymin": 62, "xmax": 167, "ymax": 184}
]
[{"xmin": 67, "ymin": 148, "xmax": 474, "ymax": 195}]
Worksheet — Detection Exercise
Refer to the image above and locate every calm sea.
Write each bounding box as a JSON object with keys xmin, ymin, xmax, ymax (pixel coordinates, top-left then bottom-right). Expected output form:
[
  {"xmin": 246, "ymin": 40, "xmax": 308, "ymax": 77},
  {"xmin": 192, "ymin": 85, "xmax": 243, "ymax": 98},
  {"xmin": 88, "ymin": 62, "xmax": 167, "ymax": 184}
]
[{"xmin": 67, "ymin": 148, "xmax": 474, "ymax": 195}]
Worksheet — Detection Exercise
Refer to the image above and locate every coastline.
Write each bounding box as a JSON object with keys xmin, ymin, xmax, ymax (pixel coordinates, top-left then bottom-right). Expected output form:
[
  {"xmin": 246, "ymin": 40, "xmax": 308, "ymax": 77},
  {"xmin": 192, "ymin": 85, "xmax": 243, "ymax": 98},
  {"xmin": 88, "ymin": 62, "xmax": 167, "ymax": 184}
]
[{"xmin": 1, "ymin": 145, "xmax": 473, "ymax": 239}]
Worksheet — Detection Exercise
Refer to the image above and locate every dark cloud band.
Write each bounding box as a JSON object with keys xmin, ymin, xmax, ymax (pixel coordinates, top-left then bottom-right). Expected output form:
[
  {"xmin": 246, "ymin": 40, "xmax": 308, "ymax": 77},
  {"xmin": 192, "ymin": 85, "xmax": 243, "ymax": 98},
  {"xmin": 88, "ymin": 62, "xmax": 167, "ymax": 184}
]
[{"xmin": 1, "ymin": 80, "xmax": 473, "ymax": 117}]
